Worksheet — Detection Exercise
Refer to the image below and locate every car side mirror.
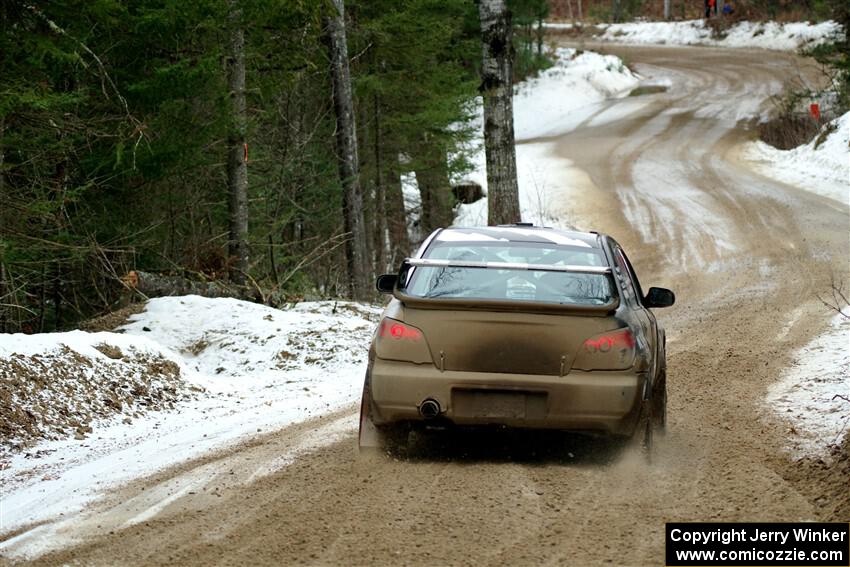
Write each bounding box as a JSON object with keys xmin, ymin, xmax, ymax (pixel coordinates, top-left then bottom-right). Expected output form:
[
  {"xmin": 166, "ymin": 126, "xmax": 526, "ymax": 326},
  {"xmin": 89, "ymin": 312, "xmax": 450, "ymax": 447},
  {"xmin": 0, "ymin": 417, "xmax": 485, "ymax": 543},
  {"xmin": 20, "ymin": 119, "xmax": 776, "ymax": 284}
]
[
  {"xmin": 375, "ymin": 274, "xmax": 398, "ymax": 294},
  {"xmin": 644, "ymin": 287, "xmax": 675, "ymax": 308}
]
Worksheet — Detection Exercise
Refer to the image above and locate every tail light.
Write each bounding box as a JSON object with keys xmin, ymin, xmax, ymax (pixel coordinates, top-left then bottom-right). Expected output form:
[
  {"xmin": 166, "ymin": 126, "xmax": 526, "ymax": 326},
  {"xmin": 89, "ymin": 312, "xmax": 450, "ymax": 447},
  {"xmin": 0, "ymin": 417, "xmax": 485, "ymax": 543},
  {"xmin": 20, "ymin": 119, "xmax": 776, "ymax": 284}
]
[
  {"xmin": 379, "ymin": 319, "xmax": 422, "ymax": 341},
  {"xmin": 375, "ymin": 318, "xmax": 432, "ymax": 364},
  {"xmin": 583, "ymin": 328, "xmax": 635, "ymax": 353},
  {"xmin": 573, "ymin": 328, "xmax": 637, "ymax": 370}
]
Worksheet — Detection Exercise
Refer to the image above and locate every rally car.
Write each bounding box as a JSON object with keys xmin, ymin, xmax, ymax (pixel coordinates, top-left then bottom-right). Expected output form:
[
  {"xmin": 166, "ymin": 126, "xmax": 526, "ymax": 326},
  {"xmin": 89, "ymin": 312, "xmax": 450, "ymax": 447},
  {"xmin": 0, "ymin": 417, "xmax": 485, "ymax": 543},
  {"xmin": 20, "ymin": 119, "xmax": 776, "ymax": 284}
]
[{"xmin": 359, "ymin": 225, "xmax": 674, "ymax": 454}]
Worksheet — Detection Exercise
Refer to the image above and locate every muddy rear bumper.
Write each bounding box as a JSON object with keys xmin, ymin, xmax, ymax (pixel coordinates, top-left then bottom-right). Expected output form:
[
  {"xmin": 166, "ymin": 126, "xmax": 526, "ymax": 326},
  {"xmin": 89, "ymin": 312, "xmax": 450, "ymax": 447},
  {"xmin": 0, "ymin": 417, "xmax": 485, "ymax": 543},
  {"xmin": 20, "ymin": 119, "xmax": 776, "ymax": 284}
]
[{"xmin": 368, "ymin": 359, "xmax": 645, "ymax": 436}]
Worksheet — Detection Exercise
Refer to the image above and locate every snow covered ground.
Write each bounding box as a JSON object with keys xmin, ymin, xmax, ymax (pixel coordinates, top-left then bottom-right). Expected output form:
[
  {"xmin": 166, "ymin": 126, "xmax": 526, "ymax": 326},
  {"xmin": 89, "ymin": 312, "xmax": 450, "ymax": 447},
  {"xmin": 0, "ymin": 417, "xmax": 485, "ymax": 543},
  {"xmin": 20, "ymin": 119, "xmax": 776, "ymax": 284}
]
[
  {"xmin": 744, "ymin": 112, "xmax": 849, "ymax": 207},
  {"xmin": 547, "ymin": 19, "xmax": 842, "ymax": 51},
  {"xmin": 450, "ymin": 48, "xmax": 642, "ymax": 230},
  {"xmin": 743, "ymin": 113, "xmax": 848, "ymax": 457},
  {"xmin": 0, "ymin": 331, "xmax": 193, "ymax": 454},
  {"xmin": 767, "ymin": 314, "xmax": 850, "ymax": 457},
  {"xmin": 512, "ymin": 49, "xmax": 641, "ymax": 141},
  {"xmin": 0, "ymin": 296, "xmax": 380, "ymax": 536}
]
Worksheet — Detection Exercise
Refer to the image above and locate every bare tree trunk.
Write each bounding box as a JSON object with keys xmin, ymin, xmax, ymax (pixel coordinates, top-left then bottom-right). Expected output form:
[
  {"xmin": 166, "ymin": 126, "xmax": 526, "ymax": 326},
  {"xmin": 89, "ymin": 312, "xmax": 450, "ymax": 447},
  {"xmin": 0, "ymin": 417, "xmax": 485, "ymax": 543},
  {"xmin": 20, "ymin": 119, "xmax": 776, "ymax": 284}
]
[
  {"xmin": 385, "ymin": 150, "xmax": 410, "ymax": 268},
  {"xmin": 664, "ymin": 0, "xmax": 671, "ymax": 20},
  {"xmin": 0, "ymin": 262, "xmax": 7, "ymax": 334},
  {"xmin": 38, "ymin": 264, "xmax": 46, "ymax": 332},
  {"xmin": 0, "ymin": 115, "xmax": 5, "ymax": 330},
  {"xmin": 373, "ymin": 95, "xmax": 389, "ymax": 273},
  {"xmin": 577, "ymin": 0, "xmax": 583, "ymax": 20},
  {"xmin": 0, "ymin": 115, "xmax": 4, "ymax": 196},
  {"xmin": 49, "ymin": 159, "xmax": 69, "ymax": 332},
  {"xmin": 478, "ymin": 0, "xmax": 520, "ymax": 226},
  {"xmin": 358, "ymin": 98, "xmax": 376, "ymax": 278},
  {"xmin": 612, "ymin": 0, "xmax": 622, "ymax": 22},
  {"xmin": 226, "ymin": 0, "xmax": 249, "ymax": 285},
  {"xmin": 52, "ymin": 261, "xmax": 62, "ymax": 330},
  {"xmin": 414, "ymin": 142, "xmax": 453, "ymax": 236},
  {"xmin": 566, "ymin": 0, "xmax": 574, "ymax": 23},
  {"xmin": 326, "ymin": 0, "xmax": 370, "ymax": 300},
  {"xmin": 536, "ymin": 16, "xmax": 545, "ymax": 56}
]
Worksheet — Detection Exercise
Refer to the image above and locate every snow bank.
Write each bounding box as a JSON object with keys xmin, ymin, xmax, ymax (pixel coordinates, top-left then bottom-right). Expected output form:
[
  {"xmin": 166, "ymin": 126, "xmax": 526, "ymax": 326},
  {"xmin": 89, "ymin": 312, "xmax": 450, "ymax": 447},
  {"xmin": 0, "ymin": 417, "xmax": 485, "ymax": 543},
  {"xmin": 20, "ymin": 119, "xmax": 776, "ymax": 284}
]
[
  {"xmin": 598, "ymin": 20, "xmax": 708, "ymax": 46},
  {"xmin": 0, "ymin": 296, "xmax": 380, "ymax": 535},
  {"xmin": 743, "ymin": 112, "xmax": 849, "ymax": 206},
  {"xmin": 513, "ymin": 48, "xmax": 640, "ymax": 140},
  {"xmin": 595, "ymin": 19, "xmax": 841, "ymax": 51},
  {"xmin": 720, "ymin": 21, "xmax": 841, "ymax": 50},
  {"xmin": 120, "ymin": 297, "xmax": 377, "ymax": 387},
  {"xmin": 767, "ymin": 315, "xmax": 850, "ymax": 457},
  {"xmin": 451, "ymin": 48, "xmax": 640, "ymax": 231},
  {"xmin": 0, "ymin": 331, "xmax": 193, "ymax": 456}
]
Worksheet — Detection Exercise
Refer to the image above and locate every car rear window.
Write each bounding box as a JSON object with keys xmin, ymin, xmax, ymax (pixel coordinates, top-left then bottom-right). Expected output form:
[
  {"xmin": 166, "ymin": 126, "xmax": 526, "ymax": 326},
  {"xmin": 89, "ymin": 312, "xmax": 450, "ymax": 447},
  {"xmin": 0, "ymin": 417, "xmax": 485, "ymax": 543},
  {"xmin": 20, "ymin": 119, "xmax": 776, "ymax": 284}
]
[{"xmin": 405, "ymin": 242, "xmax": 614, "ymax": 305}]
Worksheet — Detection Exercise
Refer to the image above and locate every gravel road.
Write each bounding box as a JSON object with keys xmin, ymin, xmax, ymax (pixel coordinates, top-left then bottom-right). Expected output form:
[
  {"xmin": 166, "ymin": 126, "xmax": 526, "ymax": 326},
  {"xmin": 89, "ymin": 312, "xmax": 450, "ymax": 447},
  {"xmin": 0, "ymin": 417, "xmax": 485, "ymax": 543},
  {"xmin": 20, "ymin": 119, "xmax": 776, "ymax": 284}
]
[{"xmin": 5, "ymin": 45, "xmax": 848, "ymax": 567}]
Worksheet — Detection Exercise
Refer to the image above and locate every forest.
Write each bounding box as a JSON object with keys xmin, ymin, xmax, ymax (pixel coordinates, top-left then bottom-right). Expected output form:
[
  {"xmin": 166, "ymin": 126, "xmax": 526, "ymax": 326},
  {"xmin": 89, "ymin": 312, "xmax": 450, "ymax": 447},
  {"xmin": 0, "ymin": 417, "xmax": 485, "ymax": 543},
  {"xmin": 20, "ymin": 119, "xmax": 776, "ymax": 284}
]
[
  {"xmin": 0, "ymin": 0, "xmax": 846, "ymax": 333},
  {"xmin": 0, "ymin": 0, "xmax": 559, "ymax": 332}
]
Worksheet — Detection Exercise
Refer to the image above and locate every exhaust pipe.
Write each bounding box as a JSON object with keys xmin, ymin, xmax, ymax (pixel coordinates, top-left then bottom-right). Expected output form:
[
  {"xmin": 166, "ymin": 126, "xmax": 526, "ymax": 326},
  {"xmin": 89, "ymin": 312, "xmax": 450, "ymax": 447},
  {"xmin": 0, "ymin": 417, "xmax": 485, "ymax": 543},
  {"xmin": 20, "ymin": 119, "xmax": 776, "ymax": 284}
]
[{"xmin": 419, "ymin": 399, "xmax": 441, "ymax": 419}]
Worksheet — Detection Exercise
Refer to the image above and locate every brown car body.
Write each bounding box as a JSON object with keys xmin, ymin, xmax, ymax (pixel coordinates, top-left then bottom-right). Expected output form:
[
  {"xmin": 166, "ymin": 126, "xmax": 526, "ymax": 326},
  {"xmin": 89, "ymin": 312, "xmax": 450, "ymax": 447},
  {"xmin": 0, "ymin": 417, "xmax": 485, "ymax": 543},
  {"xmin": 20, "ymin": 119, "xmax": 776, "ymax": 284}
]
[{"xmin": 359, "ymin": 225, "xmax": 674, "ymax": 452}]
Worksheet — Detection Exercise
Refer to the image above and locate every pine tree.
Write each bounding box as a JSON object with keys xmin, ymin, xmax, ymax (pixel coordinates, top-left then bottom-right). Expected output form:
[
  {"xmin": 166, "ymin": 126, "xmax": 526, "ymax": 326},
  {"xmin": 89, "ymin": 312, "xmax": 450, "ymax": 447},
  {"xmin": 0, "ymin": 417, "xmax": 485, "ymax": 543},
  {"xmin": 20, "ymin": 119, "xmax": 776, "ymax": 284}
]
[
  {"xmin": 326, "ymin": 0, "xmax": 370, "ymax": 300},
  {"xmin": 349, "ymin": 0, "xmax": 479, "ymax": 253},
  {"xmin": 0, "ymin": 0, "xmax": 491, "ymax": 328},
  {"xmin": 226, "ymin": 0, "xmax": 249, "ymax": 285}
]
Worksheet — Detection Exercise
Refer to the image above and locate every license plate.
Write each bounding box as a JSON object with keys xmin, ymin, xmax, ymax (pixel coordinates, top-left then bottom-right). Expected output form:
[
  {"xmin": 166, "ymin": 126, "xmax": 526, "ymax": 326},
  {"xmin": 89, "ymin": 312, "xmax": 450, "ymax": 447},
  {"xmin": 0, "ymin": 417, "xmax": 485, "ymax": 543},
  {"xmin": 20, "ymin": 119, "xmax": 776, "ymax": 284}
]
[{"xmin": 453, "ymin": 390, "xmax": 546, "ymax": 419}]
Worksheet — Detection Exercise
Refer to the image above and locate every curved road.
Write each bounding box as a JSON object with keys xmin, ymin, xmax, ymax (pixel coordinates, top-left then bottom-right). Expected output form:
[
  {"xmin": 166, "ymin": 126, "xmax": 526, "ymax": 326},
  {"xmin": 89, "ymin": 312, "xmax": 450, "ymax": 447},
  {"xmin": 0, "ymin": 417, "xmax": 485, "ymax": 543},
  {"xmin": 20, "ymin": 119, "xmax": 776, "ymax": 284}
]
[{"xmin": 8, "ymin": 46, "xmax": 850, "ymax": 566}]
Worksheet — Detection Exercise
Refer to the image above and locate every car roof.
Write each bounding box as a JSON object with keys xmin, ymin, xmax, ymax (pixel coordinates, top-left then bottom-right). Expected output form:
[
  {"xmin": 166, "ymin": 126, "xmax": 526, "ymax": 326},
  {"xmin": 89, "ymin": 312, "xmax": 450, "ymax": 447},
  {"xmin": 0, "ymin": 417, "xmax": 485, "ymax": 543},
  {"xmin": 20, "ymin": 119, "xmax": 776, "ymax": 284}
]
[{"xmin": 434, "ymin": 226, "xmax": 603, "ymax": 249}]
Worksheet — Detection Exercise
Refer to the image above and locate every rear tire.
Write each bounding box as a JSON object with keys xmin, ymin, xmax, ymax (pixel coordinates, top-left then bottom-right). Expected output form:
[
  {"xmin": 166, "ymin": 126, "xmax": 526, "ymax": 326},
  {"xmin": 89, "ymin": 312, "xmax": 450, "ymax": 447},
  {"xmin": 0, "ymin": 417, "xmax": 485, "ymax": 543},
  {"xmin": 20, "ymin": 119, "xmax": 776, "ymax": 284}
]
[
  {"xmin": 358, "ymin": 378, "xmax": 382, "ymax": 454},
  {"xmin": 651, "ymin": 368, "xmax": 667, "ymax": 435},
  {"xmin": 358, "ymin": 377, "xmax": 410, "ymax": 456},
  {"xmin": 633, "ymin": 368, "xmax": 667, "ymax": 463},
  {"xmin": 638, "ymin": 401, "xmax": 653, "ymax": 461}
]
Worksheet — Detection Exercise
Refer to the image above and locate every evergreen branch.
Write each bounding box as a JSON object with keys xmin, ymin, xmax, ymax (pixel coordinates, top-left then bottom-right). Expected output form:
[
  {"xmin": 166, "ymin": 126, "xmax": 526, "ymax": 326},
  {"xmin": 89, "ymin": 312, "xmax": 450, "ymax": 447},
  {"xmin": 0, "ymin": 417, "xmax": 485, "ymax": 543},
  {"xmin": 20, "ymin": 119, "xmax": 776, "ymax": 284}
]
[{"xmin": 23, "ymin": 3, "xmax": 146, "ymax": 168}]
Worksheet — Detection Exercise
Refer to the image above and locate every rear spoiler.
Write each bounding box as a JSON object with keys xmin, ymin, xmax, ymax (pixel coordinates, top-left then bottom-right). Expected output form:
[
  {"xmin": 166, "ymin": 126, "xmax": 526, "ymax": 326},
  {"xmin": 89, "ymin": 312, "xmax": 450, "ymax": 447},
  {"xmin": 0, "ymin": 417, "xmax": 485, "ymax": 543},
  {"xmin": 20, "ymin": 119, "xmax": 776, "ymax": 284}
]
[
  {"xmin": 405, "ymin": 258, "xmax": 612, "ymax": 275},
  {"xmin": 392, "ymin": 258, "xmax": 619, "ymax": 315}
]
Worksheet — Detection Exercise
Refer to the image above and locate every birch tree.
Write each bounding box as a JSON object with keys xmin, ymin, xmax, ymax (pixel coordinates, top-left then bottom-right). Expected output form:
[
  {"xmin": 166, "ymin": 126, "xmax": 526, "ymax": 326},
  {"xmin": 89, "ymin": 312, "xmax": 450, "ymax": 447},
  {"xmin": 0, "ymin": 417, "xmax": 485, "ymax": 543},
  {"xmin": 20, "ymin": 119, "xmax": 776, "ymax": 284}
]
[
  {"xmin": 226, "ymin": 0, "xmax": 249, "ymax": 285},
  {"xmin": 478, "ymin": 0, "xmax": 520, "ymax": 226},
  {"xmin": 326, "ymin": 0, "xmax": 370, "ymax": 300}
]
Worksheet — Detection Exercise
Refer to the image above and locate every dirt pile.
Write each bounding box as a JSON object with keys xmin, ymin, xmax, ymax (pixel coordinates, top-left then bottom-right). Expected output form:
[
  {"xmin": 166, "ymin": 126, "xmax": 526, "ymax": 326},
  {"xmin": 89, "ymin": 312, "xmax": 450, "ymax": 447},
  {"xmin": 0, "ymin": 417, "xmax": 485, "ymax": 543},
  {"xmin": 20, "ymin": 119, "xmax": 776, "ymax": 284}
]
[
  {"xmin": 824, "ymin": 435, "xmax": 850, "ymax": 520},
  {"xmin": 78, "ymin": 304, "xmax": 145, "ymax": 333},
  {"xmin": 0, "ymin": 342, "xmax": 195, "ymax": 458},
  {"xmin": 787, "ymin": 433, "xmax": 850, "ymax": 521}
]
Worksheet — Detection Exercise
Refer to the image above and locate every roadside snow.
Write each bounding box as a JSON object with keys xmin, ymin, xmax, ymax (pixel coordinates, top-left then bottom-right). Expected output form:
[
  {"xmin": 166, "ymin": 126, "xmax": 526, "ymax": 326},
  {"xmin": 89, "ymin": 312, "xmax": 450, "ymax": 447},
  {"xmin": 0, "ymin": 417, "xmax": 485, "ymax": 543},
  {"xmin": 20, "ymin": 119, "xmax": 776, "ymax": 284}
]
[
  {"xmin": 719, "ymin": 21, "xmax": 840, "ymax": 50},
  {"xmin": 767, "ymin": 315, "xmax": 850, "ymax": 457},
  {"xmin": 454, "ymin": 142, "xmax": 588, "ymax": 229},
  {"xmin": 0, "ymin": 331, "xmax": 193, "ymax": 455},
  {"xmin": 743, "ymin": 112, "xmax": 849, "ymax": 207},
  {"xmin": 593, "ymin": 19, "xmax": 841, "ymax": 51},
  {"xmin": 449, "ymin": 47, "xmax": 641, "ymax": 231},
  {"xmin": 513, "ymin": 48, "xmax": 640, "ymax": 140},
  {"xmin": 0, "ymin": 296, "xmax": 380, "ymax": 536},
  {"xmin": 120, "ymin": 297, "xmax": 377, "ymax": 388}
]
